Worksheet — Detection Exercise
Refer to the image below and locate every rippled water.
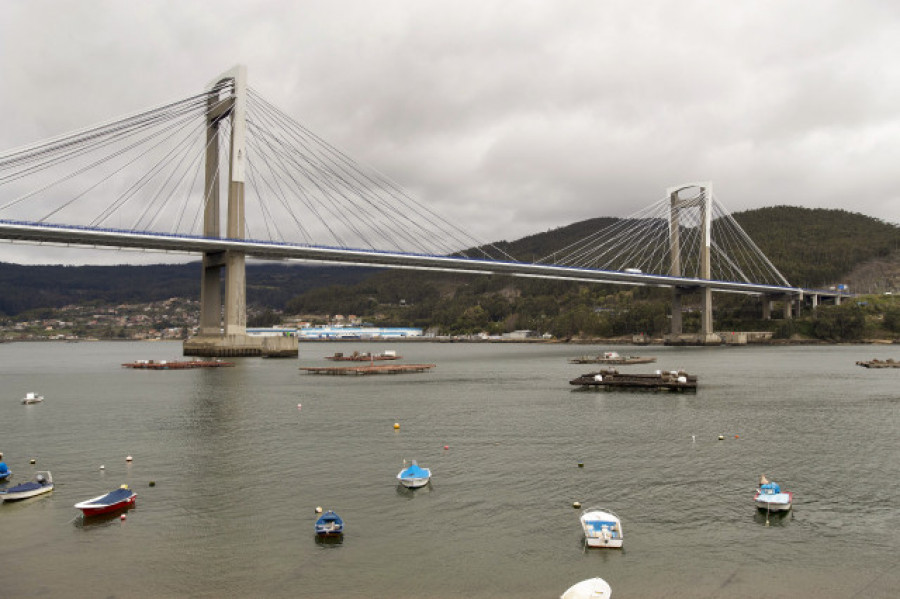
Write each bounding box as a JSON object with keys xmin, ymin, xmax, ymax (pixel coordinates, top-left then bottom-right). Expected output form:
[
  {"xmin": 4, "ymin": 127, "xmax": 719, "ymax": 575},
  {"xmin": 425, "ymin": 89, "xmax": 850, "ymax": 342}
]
[{"xmin": 1, "ymin": 341, "xmax": 898, "ymax": 598}]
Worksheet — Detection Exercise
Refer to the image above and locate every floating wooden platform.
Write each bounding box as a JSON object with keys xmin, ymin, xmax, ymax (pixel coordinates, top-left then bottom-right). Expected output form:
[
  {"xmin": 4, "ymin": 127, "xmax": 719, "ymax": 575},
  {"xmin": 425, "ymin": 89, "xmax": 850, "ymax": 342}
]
[
  {"xmin": 300, "ymin": 363, "xmax": 435, "ymax": 375},
  {"xmin": 122, "ymin": 359, "xmax": 235, "ymax": 370},
  {"xmin": 856, "ymin": 359, "xmax": 900, "ymax": 368},
  {"xmin": 570, "ymin": 368, "xmax": 697, "ymax": 391},
  {"xmin": 568, "ymin": 355, "xmax": 656, "ymax": 365},
  {"xmin": 325, "ymin": 351, "xmax": 401, "ymax": 361}
]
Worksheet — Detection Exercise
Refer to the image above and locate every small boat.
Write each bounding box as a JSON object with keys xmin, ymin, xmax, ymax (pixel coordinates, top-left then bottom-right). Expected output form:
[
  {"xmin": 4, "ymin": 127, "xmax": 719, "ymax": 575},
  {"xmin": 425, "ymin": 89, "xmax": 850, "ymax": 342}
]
[
  {"xmin": 755, "ymin": 474, "xmax": 793, "ymax": 512},
  {"xmin": 314, "ymin": 510, "xmax": 344, "ymax": 537},
  {"xmin": 580, "ymin": 506, "xmax": 624, "ymax": 548},
  {"xmin": 397, "ymin": 460, "xmax": 431, "ymax": 488},
  {"xmin": 561, "ymin": 577, "xmax": 612, "ymax": 599},
  {"xmin": 21, "ymin": 392, "xmax": 43, "ymax": 404},
  {"xmin": 0, "ymin": 471, "xmax": 53, "ymax": 501},
  {"xmin": 0, "ymin": 462, "xmax": 11, "ymax": 482},
  {"xmin": 74, "ymin": 484, "xmax": 137, "ymax": 516}
]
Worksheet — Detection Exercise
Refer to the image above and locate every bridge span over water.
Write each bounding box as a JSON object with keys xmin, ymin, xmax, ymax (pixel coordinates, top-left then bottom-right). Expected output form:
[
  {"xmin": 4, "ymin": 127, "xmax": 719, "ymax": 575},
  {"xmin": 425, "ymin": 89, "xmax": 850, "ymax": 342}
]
[{"xmin": 0, "ymin": 66, "xmax": 842, "ymax": 355}]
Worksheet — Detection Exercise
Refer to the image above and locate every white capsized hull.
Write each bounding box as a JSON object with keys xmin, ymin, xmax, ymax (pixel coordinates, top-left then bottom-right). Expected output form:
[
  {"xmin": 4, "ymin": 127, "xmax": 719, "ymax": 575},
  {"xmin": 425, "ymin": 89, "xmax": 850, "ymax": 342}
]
[{"xmin": 560, "ymin": 577, "xmax": 612, "ymax": 598}]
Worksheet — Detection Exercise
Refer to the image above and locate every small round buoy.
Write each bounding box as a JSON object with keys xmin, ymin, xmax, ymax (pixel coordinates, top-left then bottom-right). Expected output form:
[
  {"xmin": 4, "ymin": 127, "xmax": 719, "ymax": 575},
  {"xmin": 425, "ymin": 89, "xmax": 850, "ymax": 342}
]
[
  {"xmin": 100, "ymin": 465, "xmax": 105, "ymax": 470},
  {"xmin": 718, "ymin": 435, "xmax": 725, "ymax": 441},
  {"xmin": 30, "ymin": 458, "xmax": 36, "ymax": 464},
  {"xmin": 734, "ymin": 434, "xmax": 740, "ymax": 439},
  {"xmin": 573, "ymin": 501, "xmax": 582, "ymax": 509},
  {"xmin": 126, "ymin": 455, "xmax": 133, "ymax": 462},
  {"xmin": 691, "ymin": 435, "xmax": 696, "ymax": 442},
  {"xmin": 577, "ymin": 462, "xmax": 584, "ymax": 468},
  {"xmin": 120, "ymin": 514, "xmax": 127, "ymax": 521},
  {"xmin": 315, "ymin": 506, "xmax": 323, "ymax": 514},
  {"xmin": 149, "ymin": 481, "xmax": 156, "ymax": 487},
  {"xmin": 297, "ymin": 403, "xmax": 302, "ymax": 410},
  {"xmin": 393, "ymin": 422, "xmax": 400, "ymax": 430},
  {"xmin": 443, "ymin": 445, "xmax": 449, "ymax": 450}
]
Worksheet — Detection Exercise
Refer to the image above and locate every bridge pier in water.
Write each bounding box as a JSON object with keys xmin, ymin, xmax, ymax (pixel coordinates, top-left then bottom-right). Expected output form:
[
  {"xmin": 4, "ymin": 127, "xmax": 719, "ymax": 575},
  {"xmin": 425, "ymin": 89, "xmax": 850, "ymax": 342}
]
[{"xmin": 183, "ymin": 65, "xmax": 297, "ymax": 358}]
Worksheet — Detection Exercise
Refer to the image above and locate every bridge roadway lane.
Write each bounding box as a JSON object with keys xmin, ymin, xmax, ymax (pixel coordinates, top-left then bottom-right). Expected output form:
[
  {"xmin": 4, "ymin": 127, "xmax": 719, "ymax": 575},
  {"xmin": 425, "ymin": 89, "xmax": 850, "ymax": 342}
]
[{"xmin": 0, "ymin": 219, "xmax": 838, "ymax": 299}]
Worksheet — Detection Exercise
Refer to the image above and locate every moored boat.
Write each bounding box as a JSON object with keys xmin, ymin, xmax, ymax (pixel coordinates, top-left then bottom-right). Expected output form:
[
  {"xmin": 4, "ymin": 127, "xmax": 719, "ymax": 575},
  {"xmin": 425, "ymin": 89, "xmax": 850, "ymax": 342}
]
[
  {"xmin": 397, "ymin": 460, "xmax": 431, "ymax": 488},
  {"xmin": 580, "ymin": 506, "xmax": 624, "ymax": 548},
  {"xmin": 21, "ymin": 392, "xmax": 43, "ymax": 404},
  {"xmin": 561, "ymin": 577, "xmax": 612, "ymax": 598},
  {"xmin": 755, "ymin": 474, "xmax": 793, "ymax": 512},
  {"xmin": 0, "ymin": 471, "xmax": 53, "ymax": 501},
  {"xmin": 314, "ymin": 510, "xmax": 344, "ymax": 537},
  {"xmin": 74, "ymin": 485, "xmax": 137, "ymax": 516},
  {"xmin": 121, "ymin": 359, "xmax": 235, "ymax": 369}
]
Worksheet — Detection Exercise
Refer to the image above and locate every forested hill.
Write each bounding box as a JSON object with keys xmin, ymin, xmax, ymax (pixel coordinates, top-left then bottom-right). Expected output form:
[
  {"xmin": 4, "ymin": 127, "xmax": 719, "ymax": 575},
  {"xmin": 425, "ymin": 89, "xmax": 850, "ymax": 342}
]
[
  {"xmin": 487, "ymin": 207, "xmax": 899, "ymax": 288},
  {"xmin": 0, "ymin": 262, "xmax": 373, "ymax": 317}
]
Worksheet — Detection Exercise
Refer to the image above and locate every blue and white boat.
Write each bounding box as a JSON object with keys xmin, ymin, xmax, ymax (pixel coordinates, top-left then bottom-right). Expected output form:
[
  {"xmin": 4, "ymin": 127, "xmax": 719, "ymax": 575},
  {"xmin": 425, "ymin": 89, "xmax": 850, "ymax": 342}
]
[
  {"xmin": 396, "ymin": 460, "xmax": 431, "ymax": 488},
  {"xmin": 0, "ymin": 471, "xmax": 53, "ymax": 502},
  {"xmin": 0, "ymin": 462, "xmax": 11, "ymax": 482},
  {"xmin": 755, "ymin": 474, "xmax": 793, "ymax": 512},
  {"xmin": 580, "ymin": 506, "xmax": 624, "ymax": 548},
  {"xmin": 314, "ymin": 510, "xmax": 344, "ymax": 537}
]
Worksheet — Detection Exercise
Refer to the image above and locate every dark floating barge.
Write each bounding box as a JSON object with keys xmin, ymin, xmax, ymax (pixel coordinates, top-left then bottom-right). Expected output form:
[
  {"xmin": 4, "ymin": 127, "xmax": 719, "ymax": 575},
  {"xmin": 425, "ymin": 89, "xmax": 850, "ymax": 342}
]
[
  {"xmin": 122, "ymin": 359, "xmax": 235, "ymax": 370},
  {"xmin": 300, "ymin": 363, "xmax": 435, "ymax": 376},
  {"xmin": 569, "ymin": 351, "xmax": 656, "ymax": 365},
  {"xmin": 325, "ymin": 350, "xmax": 401, "ymax": 361},
  {"xmin": 856, "ymin": 359, "xmax": 900, "ymax": 368},
  {"xmin": 570, "ymin": 368, "xmax": 697, "ymax": 391}
]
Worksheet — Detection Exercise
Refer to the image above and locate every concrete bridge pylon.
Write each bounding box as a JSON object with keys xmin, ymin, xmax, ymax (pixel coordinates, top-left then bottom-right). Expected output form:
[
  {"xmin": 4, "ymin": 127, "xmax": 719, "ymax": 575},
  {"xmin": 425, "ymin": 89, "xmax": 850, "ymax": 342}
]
[
  {"xmin": 665, "ymin": 182, "xmax": 720, "ymax": 345},
  {"xmin": 185, "ymin": 66, "xmax": 296, "ymax": 357}
]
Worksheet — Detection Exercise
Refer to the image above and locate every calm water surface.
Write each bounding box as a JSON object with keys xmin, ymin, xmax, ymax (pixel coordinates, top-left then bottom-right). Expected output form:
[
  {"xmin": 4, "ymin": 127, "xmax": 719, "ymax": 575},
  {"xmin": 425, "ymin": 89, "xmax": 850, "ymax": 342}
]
[{"xmin": 1, "ymin": 341, "xmax": 898, "ymax": 598}]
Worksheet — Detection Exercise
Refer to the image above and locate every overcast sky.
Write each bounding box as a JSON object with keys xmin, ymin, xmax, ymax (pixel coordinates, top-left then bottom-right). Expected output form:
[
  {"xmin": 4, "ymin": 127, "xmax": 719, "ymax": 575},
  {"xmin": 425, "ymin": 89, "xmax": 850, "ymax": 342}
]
[{"xmin": 1, "ymin": 0, "xmax": 899, "ymax": 265}]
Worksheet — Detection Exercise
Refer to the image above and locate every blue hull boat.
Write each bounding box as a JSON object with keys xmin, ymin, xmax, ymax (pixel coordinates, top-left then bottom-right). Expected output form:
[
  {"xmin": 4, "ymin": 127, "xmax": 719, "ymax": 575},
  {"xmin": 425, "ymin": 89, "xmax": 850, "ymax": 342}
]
[{"xmin": 315, "ymin": 510, "xmax": 344, "ymax": 537}]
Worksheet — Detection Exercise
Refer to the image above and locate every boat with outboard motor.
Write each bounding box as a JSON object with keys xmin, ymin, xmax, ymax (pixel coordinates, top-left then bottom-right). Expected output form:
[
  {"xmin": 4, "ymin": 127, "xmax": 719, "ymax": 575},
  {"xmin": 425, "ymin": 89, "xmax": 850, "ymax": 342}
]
[
  {"xmin": 580, "ymin": 506, "xmax": 624, "ymax": 548},
  {"xmin": 314, "ymin": 510, "xmax": 344, "ymax": 537},
  {"xmin": 0, "ymin": 471, "xmax": 53, "ymax": 501},
  {"xmin": 74, "ymin": 485, "xmax": 137, "ymax": 516},
  {"xmin": 397, "ymin": 460, "xmax": 431, "ymax": 488},
  {"xmin": 755, "ymin": 474, "xmax": 793, "ymax": 512},
  {"xmin": 21, "ymin": 392, "xmax": 43, "ymax": 404}
]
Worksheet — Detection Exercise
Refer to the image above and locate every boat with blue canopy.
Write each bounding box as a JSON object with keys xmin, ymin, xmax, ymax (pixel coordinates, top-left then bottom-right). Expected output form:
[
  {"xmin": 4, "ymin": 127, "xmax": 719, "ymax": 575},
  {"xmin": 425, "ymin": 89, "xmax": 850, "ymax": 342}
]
[
  {"xmin": 396, "ymin": 460, "xmax": 431, "ymax": 488},
  {"xmin": 0, "ymin": 471, "xmax": 53, "ymax": 502},
  {"xmin": 755, "ymin": 474, "xmax": 793, "ymax": 512},
  {"xmin": 314, "ymin": 510, "xmax": 344, "ymax": 537},
  {"xmin": 74, "ymin": 485, "xmax": 137, "ymax": 516},
  {"xmin": 580, "ymin": 506, "xmax": 624, "ymax": 548}
]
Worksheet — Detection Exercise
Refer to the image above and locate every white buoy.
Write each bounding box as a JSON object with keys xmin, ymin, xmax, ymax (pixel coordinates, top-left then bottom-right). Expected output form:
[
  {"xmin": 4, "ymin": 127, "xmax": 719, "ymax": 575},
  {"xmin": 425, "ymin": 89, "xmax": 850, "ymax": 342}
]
[
  {"xmin": 572, "ymin": 501, "xmax": 582, "ymax": 509},
  {"xmin": 315, "ymin": 506, "xmax": 323, "ymax": 514},
  {"xmin": 297, "ymin": 403, "xmax": 302, "ymax": 410},
  {"xmin": 691, "ymin": 435, "xmax": 696, "ymax": 443},
  {"xmin": 100, "ymin": 465, "xmax": 105, "ymax": 470},
  {"xmin": 126, "ymin": 455, "xmax": 133, "ymax": 462}
]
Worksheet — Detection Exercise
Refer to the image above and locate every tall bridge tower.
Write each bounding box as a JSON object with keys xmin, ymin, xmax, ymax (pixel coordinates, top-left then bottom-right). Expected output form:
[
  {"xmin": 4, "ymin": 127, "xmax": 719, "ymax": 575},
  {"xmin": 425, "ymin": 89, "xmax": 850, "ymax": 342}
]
[
  {"xmin": 666, "ymin": 182, "xmax": 719, "ymax": 344},
  {"xmin": 185, "ymin": 66, "xmax": 296, "ymax": 357}
]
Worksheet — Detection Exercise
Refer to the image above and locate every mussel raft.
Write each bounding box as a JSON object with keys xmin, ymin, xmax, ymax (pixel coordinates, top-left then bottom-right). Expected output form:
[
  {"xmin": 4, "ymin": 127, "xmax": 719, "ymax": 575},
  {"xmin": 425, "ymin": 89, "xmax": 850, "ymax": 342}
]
[{"xmin": 570, "ymin": 368, "xmax": 698, "ymax": 391}]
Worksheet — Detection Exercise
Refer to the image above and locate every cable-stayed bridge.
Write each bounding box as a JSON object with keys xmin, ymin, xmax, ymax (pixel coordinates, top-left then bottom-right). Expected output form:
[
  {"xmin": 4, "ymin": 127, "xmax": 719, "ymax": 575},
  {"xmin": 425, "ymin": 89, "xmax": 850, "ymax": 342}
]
[{"xmin": 0, "ymin": 66, "xmax": 839, "ymax": 355}]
